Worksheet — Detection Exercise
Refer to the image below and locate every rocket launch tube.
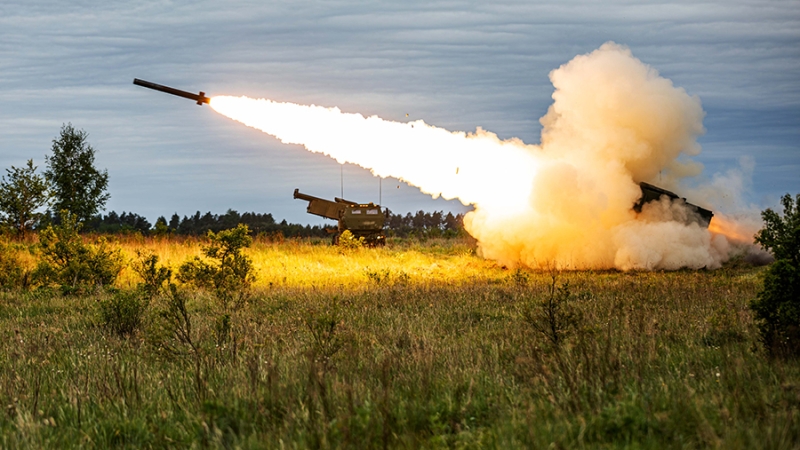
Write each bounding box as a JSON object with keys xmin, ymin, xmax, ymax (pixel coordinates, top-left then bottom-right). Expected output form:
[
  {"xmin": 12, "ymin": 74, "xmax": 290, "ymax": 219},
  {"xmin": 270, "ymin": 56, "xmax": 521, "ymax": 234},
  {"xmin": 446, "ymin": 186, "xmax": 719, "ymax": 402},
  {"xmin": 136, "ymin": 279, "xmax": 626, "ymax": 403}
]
[{"xmin": 133, "ymin": 78, "xmax": 210, "ymax": 105}]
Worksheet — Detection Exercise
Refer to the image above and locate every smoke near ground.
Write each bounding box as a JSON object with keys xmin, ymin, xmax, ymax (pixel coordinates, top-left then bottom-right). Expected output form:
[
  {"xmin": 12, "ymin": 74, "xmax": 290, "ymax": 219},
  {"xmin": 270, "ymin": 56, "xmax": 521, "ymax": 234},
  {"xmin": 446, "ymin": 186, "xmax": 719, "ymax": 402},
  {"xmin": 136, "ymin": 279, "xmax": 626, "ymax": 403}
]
[{"xmin": 211, "ymin": 42, "xmax": 761, "ymax": 270}]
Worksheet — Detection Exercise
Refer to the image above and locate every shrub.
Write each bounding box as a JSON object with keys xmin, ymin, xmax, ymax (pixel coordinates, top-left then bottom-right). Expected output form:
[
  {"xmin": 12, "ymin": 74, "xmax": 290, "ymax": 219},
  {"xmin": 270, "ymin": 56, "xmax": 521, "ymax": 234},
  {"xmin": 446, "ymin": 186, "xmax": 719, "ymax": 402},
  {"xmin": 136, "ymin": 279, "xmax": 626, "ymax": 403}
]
[
  {"xmin": 99, "ymin": 289, "xmax": 149, "ymax": 337},
  {"xmin": 132, "ymin": 250, "xmax": 172, "ymax": 299},
  {"xmin": 751, "ymin": 258, "xmax": 800, "ymax": 356},
  {"xmin": 751, "ymin": 193, "xmax": 800, "ymax": 357},
  {"xmin": 522, "ymin": 276, "xmax": 579, "ymax": 348},
  {"xmin": 34, "ymin": 211, "xmax": 123, "ymax": 293},
  {"xmin": 337, "ymin": 230, "xmax": 364, "ymax": 249},
  {"xmin": 0, "ymin": 245, "xmax": 27, "ymax": 289},
  {"xmin": 178, "ymin": 224, "xmax": 255, "ymax": 307}
]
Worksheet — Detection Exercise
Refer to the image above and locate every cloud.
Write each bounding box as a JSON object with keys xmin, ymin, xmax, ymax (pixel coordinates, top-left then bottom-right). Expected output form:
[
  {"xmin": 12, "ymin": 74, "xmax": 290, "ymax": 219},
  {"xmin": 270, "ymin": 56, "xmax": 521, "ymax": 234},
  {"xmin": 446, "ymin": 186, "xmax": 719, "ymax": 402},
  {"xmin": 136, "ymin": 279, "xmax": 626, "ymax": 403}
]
[{"xmin": 0, "ymin": 0, "xmax": 797, "ymax": 223}]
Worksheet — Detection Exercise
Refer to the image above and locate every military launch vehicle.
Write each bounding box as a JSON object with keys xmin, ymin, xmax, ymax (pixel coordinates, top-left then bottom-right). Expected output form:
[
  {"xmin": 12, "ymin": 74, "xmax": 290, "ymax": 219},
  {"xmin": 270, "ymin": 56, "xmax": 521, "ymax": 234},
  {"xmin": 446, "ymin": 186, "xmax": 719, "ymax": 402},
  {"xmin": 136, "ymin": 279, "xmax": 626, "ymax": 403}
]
[
  {"xmin": 635, "ymin": 182, "xmax": 714, "ymax": 227},
  {"xmin": 293, "ymin": 189, "xmax": 386, "ymax": 246}
]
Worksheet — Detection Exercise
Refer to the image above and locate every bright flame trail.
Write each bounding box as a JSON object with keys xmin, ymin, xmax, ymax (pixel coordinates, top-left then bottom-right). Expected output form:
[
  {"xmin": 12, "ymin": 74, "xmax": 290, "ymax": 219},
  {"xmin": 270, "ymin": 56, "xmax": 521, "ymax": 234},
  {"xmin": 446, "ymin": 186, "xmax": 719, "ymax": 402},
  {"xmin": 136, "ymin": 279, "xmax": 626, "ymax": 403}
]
[
  {"xmin": 209, "ymin": 42, "xmax": 752, "ymax": 270},
  {"xmin": 210, "ymin": 97, "xmax": 539, "ymax": 215}
]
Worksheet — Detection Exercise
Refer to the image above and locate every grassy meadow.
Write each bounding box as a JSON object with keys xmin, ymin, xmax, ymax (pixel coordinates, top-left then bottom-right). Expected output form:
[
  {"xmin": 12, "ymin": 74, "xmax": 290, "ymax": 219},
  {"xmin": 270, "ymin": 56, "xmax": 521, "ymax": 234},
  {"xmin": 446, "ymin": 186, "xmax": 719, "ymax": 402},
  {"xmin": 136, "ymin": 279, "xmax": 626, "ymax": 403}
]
[{"xmin": 0, "ymin": 235, "xmax": 798, "ymax": 448}]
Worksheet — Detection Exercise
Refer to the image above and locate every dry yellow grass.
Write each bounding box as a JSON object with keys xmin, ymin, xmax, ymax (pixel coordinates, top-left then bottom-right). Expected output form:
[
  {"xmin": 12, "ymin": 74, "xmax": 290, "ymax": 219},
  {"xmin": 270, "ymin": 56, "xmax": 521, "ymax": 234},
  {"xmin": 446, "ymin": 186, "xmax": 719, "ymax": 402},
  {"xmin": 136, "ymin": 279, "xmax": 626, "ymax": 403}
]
[{"xmin": 105, "ymin": 235, "xmax": 501, "ymax": 289}]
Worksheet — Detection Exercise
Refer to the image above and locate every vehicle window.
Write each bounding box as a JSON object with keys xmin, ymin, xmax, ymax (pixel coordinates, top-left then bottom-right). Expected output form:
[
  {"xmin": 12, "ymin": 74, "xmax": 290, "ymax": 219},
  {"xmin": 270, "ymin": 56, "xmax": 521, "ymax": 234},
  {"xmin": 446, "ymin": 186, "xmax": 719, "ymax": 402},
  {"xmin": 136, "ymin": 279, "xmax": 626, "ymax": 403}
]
[
  {"xmin": 351, "ymin": 209, "xmax": 362, "ymax": 214},
  {"xmin": 366, "ymin": 209, "xmax": 379, "ymax": 215}
]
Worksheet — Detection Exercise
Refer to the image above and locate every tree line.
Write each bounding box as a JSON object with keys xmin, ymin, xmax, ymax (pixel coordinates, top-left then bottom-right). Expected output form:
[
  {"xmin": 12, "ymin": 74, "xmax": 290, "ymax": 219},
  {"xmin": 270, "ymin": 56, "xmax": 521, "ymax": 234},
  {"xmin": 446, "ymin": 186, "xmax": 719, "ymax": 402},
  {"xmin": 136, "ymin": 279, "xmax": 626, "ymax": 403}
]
[
  {"xmin": 64, "ymin": 208, "xmax": 466, "ymax": 238},
  {"xmin": 1, "ymin": 124, "xmax": 466, "ymax": 239}
]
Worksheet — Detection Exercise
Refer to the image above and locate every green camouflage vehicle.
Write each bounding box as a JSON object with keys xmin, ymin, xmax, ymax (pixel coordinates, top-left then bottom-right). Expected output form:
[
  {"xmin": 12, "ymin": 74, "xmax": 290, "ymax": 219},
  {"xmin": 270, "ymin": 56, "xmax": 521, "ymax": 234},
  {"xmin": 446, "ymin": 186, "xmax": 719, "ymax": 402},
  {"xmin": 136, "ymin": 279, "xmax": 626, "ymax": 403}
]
[{"xmin": 293, "ymin": 189, "xmax": 386, "ymax": 246}]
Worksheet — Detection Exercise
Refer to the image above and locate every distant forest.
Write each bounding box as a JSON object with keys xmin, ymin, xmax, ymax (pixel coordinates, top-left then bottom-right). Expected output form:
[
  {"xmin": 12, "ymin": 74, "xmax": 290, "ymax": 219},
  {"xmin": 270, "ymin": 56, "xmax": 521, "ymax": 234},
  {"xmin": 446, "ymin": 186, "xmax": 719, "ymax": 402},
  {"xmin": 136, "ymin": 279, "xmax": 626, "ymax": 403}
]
[{"xmin": 51, "ymin": 209, "xmax": 466, "ymax": 238}]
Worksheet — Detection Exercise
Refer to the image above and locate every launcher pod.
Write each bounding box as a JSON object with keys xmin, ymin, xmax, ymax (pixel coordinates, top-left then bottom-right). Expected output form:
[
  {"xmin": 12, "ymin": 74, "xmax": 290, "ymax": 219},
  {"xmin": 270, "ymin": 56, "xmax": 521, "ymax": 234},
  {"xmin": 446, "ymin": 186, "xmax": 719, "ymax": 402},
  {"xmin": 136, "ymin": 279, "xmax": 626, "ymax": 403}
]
[{"xmin": 635, "ymin": 182, "xmax": 714, "ymax": 227}]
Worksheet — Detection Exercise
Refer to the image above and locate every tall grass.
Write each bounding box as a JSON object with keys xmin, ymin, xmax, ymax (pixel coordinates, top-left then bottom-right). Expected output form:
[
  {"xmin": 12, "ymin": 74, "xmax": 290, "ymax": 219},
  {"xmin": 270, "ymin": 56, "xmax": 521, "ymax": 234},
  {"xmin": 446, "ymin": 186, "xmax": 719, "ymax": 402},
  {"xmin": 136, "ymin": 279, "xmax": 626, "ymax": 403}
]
[{"xmin": 0, "ymin": 235, "xmax": 797, "ymax": 448}]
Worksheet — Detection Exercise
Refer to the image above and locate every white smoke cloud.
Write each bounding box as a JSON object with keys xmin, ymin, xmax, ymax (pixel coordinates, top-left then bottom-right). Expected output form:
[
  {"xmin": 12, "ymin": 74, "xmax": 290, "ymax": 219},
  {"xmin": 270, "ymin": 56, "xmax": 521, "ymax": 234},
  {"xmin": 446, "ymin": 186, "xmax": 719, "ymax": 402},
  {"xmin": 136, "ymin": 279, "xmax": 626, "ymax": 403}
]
[{"xmin": 211, "ymin": 42, "xmax": 758, "ymax": 270}]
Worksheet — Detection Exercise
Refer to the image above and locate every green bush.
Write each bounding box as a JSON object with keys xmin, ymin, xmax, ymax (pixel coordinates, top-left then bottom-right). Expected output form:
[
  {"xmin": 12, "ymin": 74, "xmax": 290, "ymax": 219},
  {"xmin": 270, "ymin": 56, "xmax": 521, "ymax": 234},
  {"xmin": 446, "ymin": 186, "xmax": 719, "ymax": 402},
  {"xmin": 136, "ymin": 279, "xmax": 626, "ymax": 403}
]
[
  {"xmin": 751, "ymin": 193, "xmax": 800, "ymax": 357},
  {"xmin": 33, "ymin": 210, "xmax": 124, "ymax": 293},
  {"xmin": 132, "ymin": 250, "xmax": 172, "ymax": 299},
  {"xmin": 99, "ymin": 289, "xmax": 149, "ymax": 337},
  {"xmin": 178, "ymin": 224, "xmax": 254, "ymax": 306}
]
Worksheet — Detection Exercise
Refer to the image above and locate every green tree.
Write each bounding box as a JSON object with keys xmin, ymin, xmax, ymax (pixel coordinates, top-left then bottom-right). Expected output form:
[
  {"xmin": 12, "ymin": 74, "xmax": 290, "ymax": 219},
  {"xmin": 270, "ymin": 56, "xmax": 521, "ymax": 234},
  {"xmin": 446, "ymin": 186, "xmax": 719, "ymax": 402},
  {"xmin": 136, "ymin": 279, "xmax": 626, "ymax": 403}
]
[
  {"xmin": 751, "ymin": 193, "xmax": 800, "ymax": 357},
  {"xmin": 44, "ymin": 124, "xmax": 110, "ymax": 223},
  {"xmin": 755, "ymin": 193, "xmax": 800, "ymax": 266},
  {"xmin": 0, "ymin": 159, "xmax": 49, "ymax": 237},
  {"xmin": 153, "ymin": 216, "xmax": 169, "ymax": 236}
]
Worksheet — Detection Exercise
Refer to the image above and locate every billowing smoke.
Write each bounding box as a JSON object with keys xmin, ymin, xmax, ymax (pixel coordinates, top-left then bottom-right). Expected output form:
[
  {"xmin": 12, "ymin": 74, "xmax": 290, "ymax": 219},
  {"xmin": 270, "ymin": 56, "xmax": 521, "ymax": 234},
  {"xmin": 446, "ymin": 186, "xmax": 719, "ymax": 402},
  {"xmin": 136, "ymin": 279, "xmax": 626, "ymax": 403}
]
[{"xmin": 210, "ymin": 42, "xmax": 755, "ymax": 270}]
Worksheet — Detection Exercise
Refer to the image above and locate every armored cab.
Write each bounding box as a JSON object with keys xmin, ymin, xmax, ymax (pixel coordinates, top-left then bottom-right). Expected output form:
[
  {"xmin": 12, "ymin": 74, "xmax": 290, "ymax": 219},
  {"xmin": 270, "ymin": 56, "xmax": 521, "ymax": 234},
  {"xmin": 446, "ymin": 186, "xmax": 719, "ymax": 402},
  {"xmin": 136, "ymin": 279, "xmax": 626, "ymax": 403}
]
[
  {"xmin": 293, "ymin": 189, "xmax": 386, "ymax": 246},
  {"xmin": 634, "ymin": 182, "xmax": 714, "ymax": 227}
]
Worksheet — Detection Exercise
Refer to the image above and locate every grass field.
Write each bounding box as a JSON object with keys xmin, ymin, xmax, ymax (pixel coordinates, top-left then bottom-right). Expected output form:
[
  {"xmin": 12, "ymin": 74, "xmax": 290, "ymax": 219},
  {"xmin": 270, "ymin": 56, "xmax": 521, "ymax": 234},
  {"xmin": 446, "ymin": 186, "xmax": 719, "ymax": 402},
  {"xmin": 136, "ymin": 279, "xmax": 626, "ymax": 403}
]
[{"xmin": 1, "ymin": 236, "xmax": 798, "ymax": 448}]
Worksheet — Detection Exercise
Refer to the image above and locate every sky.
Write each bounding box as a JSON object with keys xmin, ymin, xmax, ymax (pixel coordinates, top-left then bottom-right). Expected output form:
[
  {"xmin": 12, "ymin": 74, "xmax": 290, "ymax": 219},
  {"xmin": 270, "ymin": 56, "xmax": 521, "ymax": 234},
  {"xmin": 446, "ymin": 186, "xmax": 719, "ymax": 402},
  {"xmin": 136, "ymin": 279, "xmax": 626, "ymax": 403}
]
[{"xmin": 1, "ymin": 0, "xmax": 798, "ymax": 226}]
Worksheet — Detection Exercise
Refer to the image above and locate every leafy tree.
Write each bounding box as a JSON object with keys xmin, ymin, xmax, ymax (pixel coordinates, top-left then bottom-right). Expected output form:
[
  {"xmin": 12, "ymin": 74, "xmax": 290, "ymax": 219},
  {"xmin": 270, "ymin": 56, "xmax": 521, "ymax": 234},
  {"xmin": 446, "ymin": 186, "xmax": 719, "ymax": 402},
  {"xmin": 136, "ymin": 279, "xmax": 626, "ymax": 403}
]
[
  {"xmin": 751, "ymin": 193, "xmax": 800, "ymax": 357},
  {"xmin": 0, "ymin": 159, "xmax": 49, "ymax": 237},
  {"xmin": 755, "ymin": 193, "xmax": 800, "ymax": 266},
  {"xmin": 44, "ymin": 124, "xmax": 110, "ymax": 223}
]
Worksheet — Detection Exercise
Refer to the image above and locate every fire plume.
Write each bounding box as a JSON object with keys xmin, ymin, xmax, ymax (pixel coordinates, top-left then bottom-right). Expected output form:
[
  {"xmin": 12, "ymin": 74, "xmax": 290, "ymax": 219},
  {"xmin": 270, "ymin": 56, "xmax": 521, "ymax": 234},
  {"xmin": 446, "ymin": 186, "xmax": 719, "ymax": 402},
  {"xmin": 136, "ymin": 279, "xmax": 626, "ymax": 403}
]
[{"xmin": 210, "ymin": 42, "xmax": 753, "ymax": 270}]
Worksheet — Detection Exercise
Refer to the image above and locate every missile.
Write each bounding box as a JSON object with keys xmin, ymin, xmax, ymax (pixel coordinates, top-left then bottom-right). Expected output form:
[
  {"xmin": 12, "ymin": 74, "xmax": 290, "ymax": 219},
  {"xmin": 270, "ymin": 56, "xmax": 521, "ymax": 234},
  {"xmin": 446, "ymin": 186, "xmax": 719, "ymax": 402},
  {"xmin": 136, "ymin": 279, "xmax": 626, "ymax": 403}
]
[{"xmin": 132, "ymin": 78, "xmax": 210, "ymax": 105}]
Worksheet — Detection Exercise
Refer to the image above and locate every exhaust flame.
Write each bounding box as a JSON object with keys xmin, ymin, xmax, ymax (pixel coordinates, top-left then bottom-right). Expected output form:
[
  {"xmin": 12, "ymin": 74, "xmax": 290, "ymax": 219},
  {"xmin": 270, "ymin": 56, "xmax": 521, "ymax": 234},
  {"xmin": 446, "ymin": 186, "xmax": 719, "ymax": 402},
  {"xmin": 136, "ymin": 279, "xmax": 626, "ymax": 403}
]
[
  {"xmin": 708, "ymin": 214, "xmax": 755, "ymax": 244},
  {"xmin": 210, "ymin": 96, "xmax": 540, "ymax": 216},
  {"xmin": 210, "ymin": 42, "xmax": 756, "ymax": 270}
]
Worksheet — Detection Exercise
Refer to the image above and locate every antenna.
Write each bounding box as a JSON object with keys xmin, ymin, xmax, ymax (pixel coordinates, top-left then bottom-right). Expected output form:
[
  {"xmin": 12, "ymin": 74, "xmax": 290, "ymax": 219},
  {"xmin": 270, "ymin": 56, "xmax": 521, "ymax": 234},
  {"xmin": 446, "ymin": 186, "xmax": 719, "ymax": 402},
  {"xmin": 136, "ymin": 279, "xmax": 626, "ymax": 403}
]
[
  {"xmin": 379, "ymin": 177, "xmax": 382, "ymax": 206},
  {"xmin": 340, "ymin": 164, "xmax": 343, "ymax": 198}
]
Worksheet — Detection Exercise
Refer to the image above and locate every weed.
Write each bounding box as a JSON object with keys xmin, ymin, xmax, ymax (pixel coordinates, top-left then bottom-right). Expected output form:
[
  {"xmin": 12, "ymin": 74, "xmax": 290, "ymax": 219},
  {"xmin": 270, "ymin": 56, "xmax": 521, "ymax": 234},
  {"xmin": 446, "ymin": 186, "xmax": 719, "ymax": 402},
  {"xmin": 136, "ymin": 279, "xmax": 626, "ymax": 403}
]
[
  {"xmin": 303, "ymin": 297, "xmax": 346, "ymax": 370},
  {"xmin": 522, "ymin": 276, "xmax": 580, "ymax": 347}
]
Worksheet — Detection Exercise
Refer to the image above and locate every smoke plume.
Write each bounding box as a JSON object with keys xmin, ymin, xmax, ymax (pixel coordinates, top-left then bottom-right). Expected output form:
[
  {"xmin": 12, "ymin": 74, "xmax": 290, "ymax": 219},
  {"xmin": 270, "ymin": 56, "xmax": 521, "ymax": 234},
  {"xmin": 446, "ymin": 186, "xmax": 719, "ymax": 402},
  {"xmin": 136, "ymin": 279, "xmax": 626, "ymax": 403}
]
[{"xmin": 210, "ymin": 42, "xmax": 754, "ymax": 270}]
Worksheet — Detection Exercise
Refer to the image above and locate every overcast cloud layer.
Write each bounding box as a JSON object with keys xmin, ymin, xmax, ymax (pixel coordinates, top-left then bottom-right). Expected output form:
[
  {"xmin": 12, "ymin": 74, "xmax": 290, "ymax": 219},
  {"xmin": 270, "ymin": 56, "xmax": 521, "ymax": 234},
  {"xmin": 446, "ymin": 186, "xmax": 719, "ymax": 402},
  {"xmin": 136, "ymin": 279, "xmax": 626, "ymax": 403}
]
[{"xmin": 1, "ymin": 0, "xmax": 798, "ymax": 225}]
